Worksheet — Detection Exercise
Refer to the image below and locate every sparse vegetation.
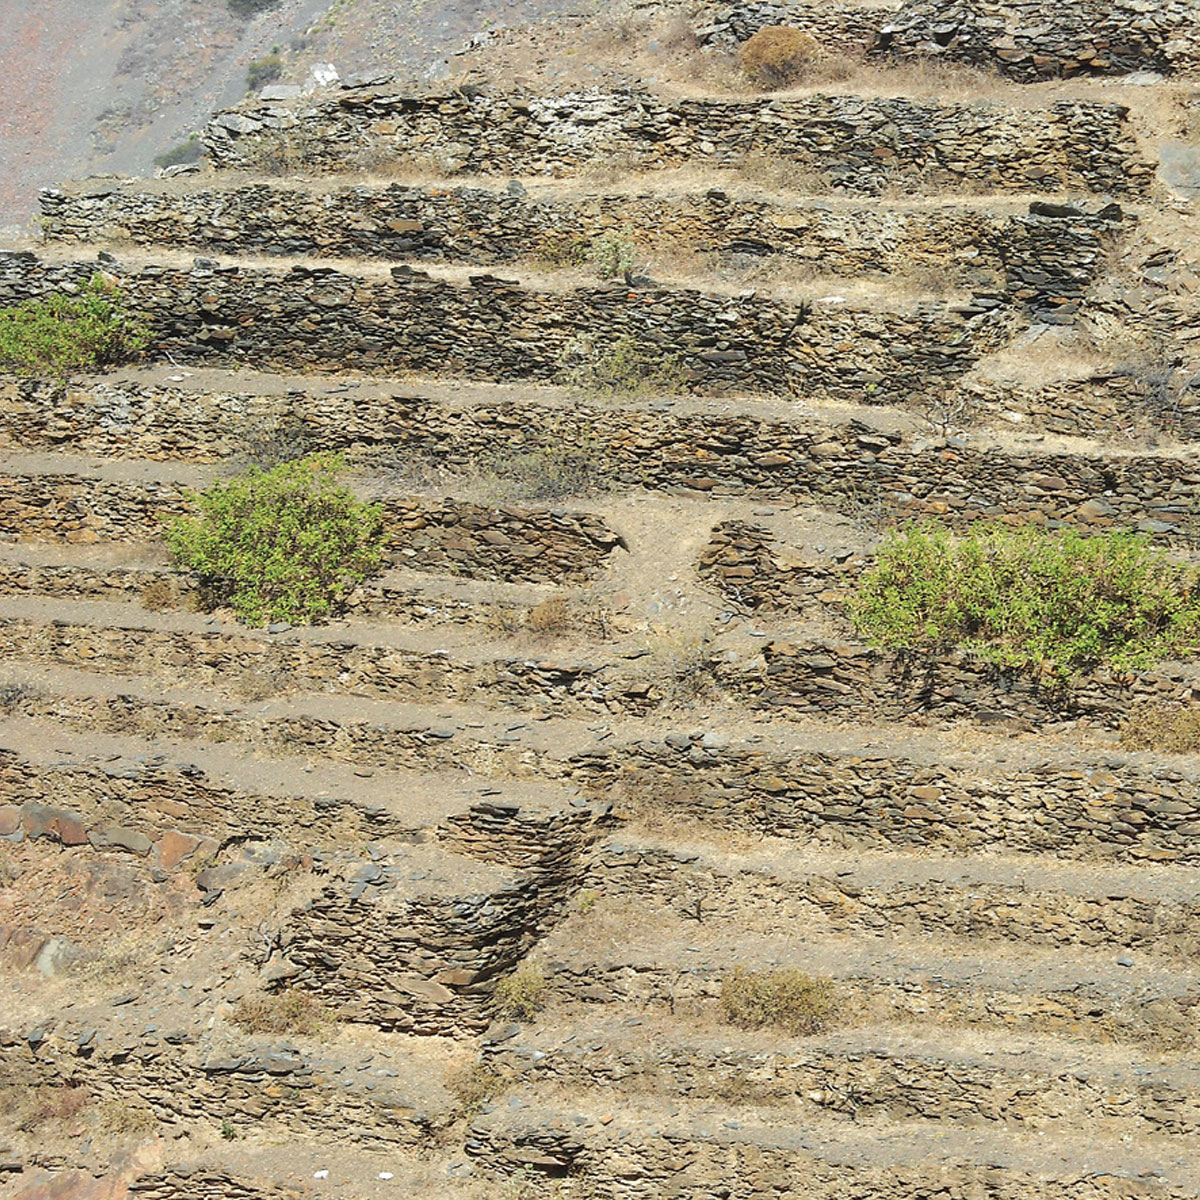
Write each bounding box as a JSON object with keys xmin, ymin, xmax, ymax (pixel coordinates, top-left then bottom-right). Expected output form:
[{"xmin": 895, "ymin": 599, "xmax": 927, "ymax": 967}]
[
  {"xmin": 153, "ymin": 133, "xmax": 205, "ymax": 169},
  {"xmin": 163, "ymin": 454, "xmax": 385, "ymax": 626},
  {"xmin": 230, "ymin": 988, "xmax": 332, "ymax": 1035},
  {"xmin": 852, "ymin": 523, "xmax": 1200, "ymax": 675},
  {"xmin": 720, "ymin": 967, "xmax": 838, "ymax": 1036},
  {"xmin": 226, "ymin": 0, "xmax": 280, "ymax": 17},
  {"xmin": 141, "ymin": 578, "xmax": 178, "ymax": 612},
  {"xmin": 1119, "ymin": 702, "xmax": 1200, "ymax": 753},
  {"xmin": 738, "ymin": 26, "xmax": 825, "ymax": 89},
  {"xmin": 538, "ymin": 230, "xmax": 638, "ymax": 280},
  {"xmin": 246, "ymin": 53, "xmax": 284, "ymax": 92},
  {"xmin": 0, "ymin": 275, "xmax": 149, "ymax": 377},
  {"xmin": 559, "ymin": 334, "xmax": 689, "ymax": 396},
  {"xmin": 447, "ymin": 1062, "xmax": 505, "ymax": 1116},
  {"xmin": 14, "ymin": 1084, "xmax": 91, "ymax": 1131},
  {"xmin": 493, "ymin": 963, "xmax": 548, "ymax": 1021}
]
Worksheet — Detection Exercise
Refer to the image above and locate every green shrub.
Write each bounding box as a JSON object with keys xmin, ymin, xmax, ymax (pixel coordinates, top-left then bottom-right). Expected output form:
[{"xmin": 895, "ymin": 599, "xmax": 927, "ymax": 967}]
[
  {"xmin": 537, "ymin": 231, "xmax": 637, "ymax": 279},
  {"xmin": 153, "ymin": 133, "xmax": 204, "ymax": 169},
  {"xmin": 0, "ymin": 275, "xmax": 148, "ymax": 377},
  {"xmin": 738, "ymin": 26, "xmax": 824, "ymax": 89},
  {"xmin": 558, "ymin": 333, "xmax": 688, "ymax": 396},
  {"xmin": 246, "ymin": 53, "xmax": 284, "ymax": 91},
  {"xmin": 492, "ymin": 963, "xmax": 547, "ymax": 1021},
  {"xmin": 852, "ymin": 522, "xmax": 1200, "ymax": 676},
  {"xmin": 227, "ymin": 0, "xmax": 280, "ymax": 17},
  {"xmin": 720, "ymin": 967, "xmax": 837, "ymax": 1036},
  {"xmin": 163, "ymin": 454, "xmax": 385, "ymax": 626}
]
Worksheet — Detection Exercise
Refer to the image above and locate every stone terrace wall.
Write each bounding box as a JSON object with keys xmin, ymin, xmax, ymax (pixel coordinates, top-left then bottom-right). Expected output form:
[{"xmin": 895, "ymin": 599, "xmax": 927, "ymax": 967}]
[
  {"xmin": 0, "ymin": 253, "xmax": 1001, "ymax": 400},
  {"xmin": 699, "ymin": 519, "xmax": 865, "ymax": 612},
  {"xmin": 37, "ymin": 183, "xmax": 1122, "ymax": 319},
  {"xmin": 699, "ymin": 0, "xmax": 1200, "ymax": 78},
  {"xmin": 466, "ymin": 1116, "xmax": 1199, "ymax": 1198},
  {"xmin": 590, "ymin": 841, "xmax": 1200, "ymax": 955},
  {"xmin": 5, "ymin": 385, "xmax": 1197, "ymax": 542},
  {"xmin": 202, "ymin": 87, "xmax": 1152, "ymax": 197},
  {"xmin": 716, "ymin": 635, "xmax": 1200, "ymax": 727},
  {"xmin": 697, "ymin": 0, "xmax": 893, "ymax": 53},
  {"xmin": 877, "ymin": 0, "xmax": 1200, "ymax": 79},
  {"xmin": 0, "ymin": 1025, "xmax": 435, "ymax": 1147},
  {"xmin": 490, "ymin": 1032, "xmax": 1200, "ymax": 1133},
  {"xmin": 0, "ymin": 470, "xmax": 620, "ymax": 584},
  {"xmin": 569, "ymin": 737, "xmax": 1200, "ymax": 862}
]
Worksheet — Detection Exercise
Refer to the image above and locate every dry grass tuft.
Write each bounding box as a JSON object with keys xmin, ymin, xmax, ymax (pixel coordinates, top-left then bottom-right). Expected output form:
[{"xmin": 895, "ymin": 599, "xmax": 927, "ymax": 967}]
[
  {"xmin": 739, "ymin": 27, "xmax": 825, "ymax": 89},
  {"xmin": 141, "ymin": 578, "xmax": 178, "ymax": 612},
  {"xmin": 446, "ymin": 1061, "xmax": 506, "ymax": 1117},
  {"xmin": 492, "ymin": 962, "xmax": 547, "ymax": 1021},
  {"xmin": 720, "ymin": 967, "xmax": 839, "ymax": 1036},
  {"xmin": 230, "ymin": 988, "xmax": 333, "ymax": 1035},
  {"xmin": 1119, "ymin": 702, "xmax": 1200, "ymax": 754}
]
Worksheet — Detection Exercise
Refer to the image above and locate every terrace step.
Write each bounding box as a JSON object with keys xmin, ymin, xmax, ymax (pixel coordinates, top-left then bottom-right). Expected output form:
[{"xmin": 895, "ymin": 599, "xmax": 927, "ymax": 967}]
[
  {"xmin": 0, "ymin": 596, "xmax": 660, "ymax": 717},
  {"xmin": 535, "ymin": 907, "xmax": 1200, "ymax": 1047},
  {"xmin": 5, "ymin": 380, "xmax": 1198, "ymax": 540},
  {"xmin": 483, "ymin": 1010, "xmax": 1200, "ymax": 1135},
  {"xmin": 0, "ymin": 451, "xmax": 624, "ymax": 584},
  {"xmin": 0, "ymin": 716, "xmax": 603, "ymax": 867},
  {"xmin": 8, "ymin": 659, "xmax": 1200, "ymax": 862},
  {"xmin": 466, "ymin": 1088, "xmax": 1200, "ymax": 1196},
  {"xmin": 0, "ymin": 543, "xmax": 557, "ymax": 629},
  {"xmin": 0, "ymin": 250, "xmax": 1001, "ymax": 401},
  {"xmin": 201, "ymin": 88, "xmax": 1152, "ymax": 197},
  {"xmin": 36, "ymin": 179, "xmax": 1120, "ymax": 322},
  {"xmin": 586, "ymin": 834, "xmax": 1200, "ymax": 959}
]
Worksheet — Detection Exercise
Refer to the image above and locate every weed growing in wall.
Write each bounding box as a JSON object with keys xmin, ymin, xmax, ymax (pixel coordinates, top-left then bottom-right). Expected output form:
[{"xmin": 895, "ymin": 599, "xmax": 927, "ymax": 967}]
[
  {"xmin": 852, "ymin": 522, "xmax": 1200, "ymax": 675},
  {"xmin": 163, "ymin": 454, "xmax": 385, "ymax": 626},
  {"xmin": 0, "ymin": 275, "xmax": 148, "ymax": 377},
  {"xmin": 559, "ymin": 333, "xmax": 688, "ymax": 396}
]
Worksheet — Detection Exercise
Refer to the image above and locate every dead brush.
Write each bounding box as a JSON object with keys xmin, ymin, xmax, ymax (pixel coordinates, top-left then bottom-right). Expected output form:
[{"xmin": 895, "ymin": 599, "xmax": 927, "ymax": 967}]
[
  {"xmin": 720, "ymin": 967, "xmax": 840, "ymax": 1036},
  {"xmin": 141, "ymin": 577, "xmax": 178, "ymax": 612},
  {"xmin": 1119, "ymin": 702, "xmax": 1200, "ymax": 753},
  {"xmin": 230, "ymin": 988, "xmax": 333, "ymax": 1035},
  {"xmin": 13, "ymin": 1083, "xmax": 91, "ymax": 1131},
  {"xmin": 446, "ymin": 1061, "xmax": 506, "ymax": 1117}
]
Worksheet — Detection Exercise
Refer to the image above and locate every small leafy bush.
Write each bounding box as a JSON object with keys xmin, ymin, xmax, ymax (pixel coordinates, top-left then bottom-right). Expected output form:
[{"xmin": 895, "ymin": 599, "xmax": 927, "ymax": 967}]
[
  {"xmin": 720, "ymin": 967, "xmax": 838, "ymax": 1036},
  {"xmin": 493, "ymin": 963, "xmax": 547, "ymax": 1021},
  {"xmin": 739, "ymin": 26, "xmax": 824, "ymax": 89},
  {"xmin": 559, "ymin": 333, "xmax": 688, "ymax": 396},
  {"xmin": 227, "ymin": 0, "xmax": 280, "ymax": 17},
  {"xmin": 537, "ymin": 231, "xmax": 637, "ymax": 280},
  {"xmin": 163, "ymin": 454, "xmax": 385, "ymax": 626},
  {"xmin": 1119, "ymin": 702, "xmax": 1200, "ymax": 753},
  {"xmin": 852, "ymin": 523, "xmax": 1200, "ymax": 676},
  {"xmin": 154, "ymin": 133, "xmax": 204, "ymax": 169},
  {"xmin": 0, "ymin": 275, "xmax": 148, "ymax": 377},
  {"xmin": 246, "ymin": 53, "xmax": 283, "ymax": 92}
]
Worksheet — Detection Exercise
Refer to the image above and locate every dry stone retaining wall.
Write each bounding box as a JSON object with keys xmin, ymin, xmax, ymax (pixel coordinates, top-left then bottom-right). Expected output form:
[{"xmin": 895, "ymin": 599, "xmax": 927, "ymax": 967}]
[
  {"xmin": 36, "ymin": 183, "xmax": 1120, "ymax": 319},
  {"xmin": 570, "ymin": 736, "xmax": 1200, "ymax": 862},
  {"xmin": 699, "ymin": 0, "xmax": 1200, "ymax": 78},
  {"xmin": 0, "ymin": 469, "xmax": 620, "ymax": 584},
  {"xmin": 202, "ymin": 87, "xmax": 1152, "ymax": 197},
  {"xmin": 590, "ymin": 842, "xmax": 1200, "ymax": 955},
  {"xmin": 483, "ymin": 1029, "xmax": 1200, "ymax": 1131},
  {"xmin": 5, "ymin": 395, "xmax": 1199, "ymax": 543},
  {"xmin": 0, "ymin": 252, "xmax": 1000, "ymax": 401}
]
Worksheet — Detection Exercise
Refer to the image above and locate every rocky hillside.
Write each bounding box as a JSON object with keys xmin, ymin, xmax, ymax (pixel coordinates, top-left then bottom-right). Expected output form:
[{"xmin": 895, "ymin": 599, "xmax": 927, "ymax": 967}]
[{"xmin": 3, "ymin": 0, "xmax": 1200, "ymax": 1197}]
